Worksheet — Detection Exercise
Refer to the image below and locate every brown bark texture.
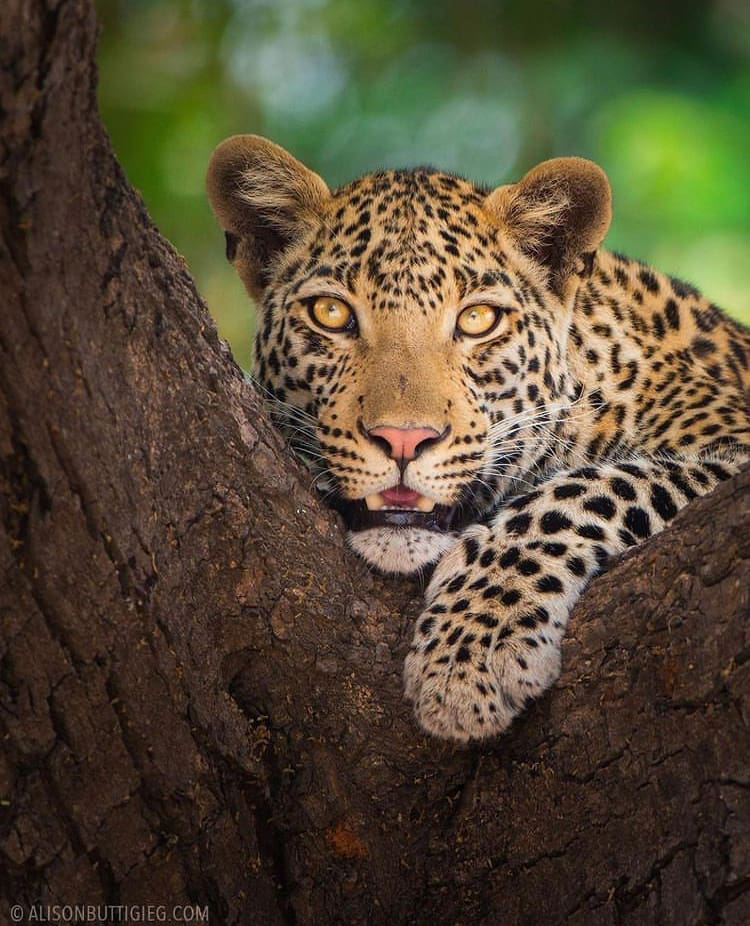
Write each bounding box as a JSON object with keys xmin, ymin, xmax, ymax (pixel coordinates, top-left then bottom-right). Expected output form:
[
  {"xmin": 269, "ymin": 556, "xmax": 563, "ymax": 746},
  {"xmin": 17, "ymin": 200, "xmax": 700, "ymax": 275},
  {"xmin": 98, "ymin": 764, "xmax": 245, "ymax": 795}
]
[{"xmin": 1, "ymin": 2, "xmax": 749, "ymax": 924}]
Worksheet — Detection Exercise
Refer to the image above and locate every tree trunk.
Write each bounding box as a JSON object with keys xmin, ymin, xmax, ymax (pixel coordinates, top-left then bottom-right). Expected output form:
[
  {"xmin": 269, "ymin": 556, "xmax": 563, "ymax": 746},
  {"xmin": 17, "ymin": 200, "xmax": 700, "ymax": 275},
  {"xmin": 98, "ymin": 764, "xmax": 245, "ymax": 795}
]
[{"xmin": 1, "ymin": 2, "xmax": 748, "ymax": 924}]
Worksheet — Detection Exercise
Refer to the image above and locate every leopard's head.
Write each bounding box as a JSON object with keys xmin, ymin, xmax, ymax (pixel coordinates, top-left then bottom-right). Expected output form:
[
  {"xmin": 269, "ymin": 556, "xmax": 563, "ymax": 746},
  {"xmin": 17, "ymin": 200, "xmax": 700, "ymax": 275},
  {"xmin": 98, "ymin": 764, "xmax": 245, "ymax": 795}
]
[{"xmin": 207, "ymin": 135, "xmax": 611, "ymax": 575}]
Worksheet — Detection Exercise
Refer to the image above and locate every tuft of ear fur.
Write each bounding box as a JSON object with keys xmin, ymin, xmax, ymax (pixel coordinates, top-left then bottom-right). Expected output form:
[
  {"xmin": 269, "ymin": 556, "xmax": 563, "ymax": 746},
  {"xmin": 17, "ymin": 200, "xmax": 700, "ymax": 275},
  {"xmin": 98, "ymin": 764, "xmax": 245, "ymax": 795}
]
[
  {"xmin": 485, "ymin": 157, "xmax": 612, "ymax": 295},
  {"xmin": 206, "ymin": 135, "xmax": 330, "ymax": 297}
]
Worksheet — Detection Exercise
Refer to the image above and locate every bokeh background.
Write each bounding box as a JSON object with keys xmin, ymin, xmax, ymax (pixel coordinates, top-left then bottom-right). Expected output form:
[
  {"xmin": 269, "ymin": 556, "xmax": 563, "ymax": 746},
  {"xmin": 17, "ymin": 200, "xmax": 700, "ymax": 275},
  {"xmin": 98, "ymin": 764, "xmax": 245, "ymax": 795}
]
[{"xmin": 97, "ymin": 0, "xmax": 750, "ymax": 370}]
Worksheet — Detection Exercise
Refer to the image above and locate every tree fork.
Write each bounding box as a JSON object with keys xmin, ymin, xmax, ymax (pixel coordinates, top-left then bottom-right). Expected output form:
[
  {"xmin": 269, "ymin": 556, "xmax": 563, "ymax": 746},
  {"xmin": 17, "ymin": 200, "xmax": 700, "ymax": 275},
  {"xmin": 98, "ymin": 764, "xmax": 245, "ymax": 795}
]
[{"xmin": 1, "ymin": 2, "xmax": 749, "ymax": 924}]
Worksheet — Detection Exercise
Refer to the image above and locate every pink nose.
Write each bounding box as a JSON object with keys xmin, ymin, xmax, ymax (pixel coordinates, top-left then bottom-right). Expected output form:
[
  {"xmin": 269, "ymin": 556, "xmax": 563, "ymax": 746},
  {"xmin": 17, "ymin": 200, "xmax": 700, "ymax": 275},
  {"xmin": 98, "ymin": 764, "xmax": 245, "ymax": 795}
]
[{"xmin": 367, "ymin": 425, "xmax": 444, "ymax": 461}]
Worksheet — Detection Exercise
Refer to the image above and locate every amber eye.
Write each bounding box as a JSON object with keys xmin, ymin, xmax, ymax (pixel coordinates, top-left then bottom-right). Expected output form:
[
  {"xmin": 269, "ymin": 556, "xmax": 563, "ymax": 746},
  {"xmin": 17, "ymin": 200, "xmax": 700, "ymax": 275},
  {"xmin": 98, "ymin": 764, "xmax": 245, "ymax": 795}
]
[
  {"xmin": 456, "ymin": 303, "xmax": 501, "ymax": 338},
  {"xmin": 309, "ymin": 296, "xmax": 355, "ymax": 332}
]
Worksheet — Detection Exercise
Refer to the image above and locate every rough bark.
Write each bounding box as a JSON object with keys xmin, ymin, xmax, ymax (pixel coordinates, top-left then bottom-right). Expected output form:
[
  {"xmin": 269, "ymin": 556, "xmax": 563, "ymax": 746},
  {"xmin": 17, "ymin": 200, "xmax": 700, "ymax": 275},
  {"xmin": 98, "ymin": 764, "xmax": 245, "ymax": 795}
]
[{"xmin": 1, "ymin": 2, "xmax": 748, "ymax": 924}]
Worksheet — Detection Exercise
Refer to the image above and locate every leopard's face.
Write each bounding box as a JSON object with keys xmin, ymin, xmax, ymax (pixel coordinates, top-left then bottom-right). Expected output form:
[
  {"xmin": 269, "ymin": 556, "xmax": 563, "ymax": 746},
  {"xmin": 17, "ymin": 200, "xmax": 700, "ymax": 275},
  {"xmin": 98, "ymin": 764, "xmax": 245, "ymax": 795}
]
[
  {"xmin": 207, "ymin": 137, "xmax": 610, "ymax": 574},
  {"xmin": 254, "ymin": 172, "xmax": 574, "ymax": 573}
]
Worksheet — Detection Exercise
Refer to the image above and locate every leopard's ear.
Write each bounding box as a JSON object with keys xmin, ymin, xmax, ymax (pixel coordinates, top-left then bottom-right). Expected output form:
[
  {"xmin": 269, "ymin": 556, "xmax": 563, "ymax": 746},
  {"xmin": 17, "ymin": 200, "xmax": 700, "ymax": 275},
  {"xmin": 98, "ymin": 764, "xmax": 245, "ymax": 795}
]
[
  {"xmin": 206, "ymin": 134, "xmax": 330, "ymax": 298},
  {"xmin": 485, "ymin": 157, "xmax": 611, "ymax": 296}
]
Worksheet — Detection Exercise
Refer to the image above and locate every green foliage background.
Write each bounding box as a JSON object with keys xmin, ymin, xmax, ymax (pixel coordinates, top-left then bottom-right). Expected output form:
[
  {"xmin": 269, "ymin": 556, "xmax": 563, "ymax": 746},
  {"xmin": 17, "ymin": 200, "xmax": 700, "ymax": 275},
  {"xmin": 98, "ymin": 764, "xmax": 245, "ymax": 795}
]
[{"xmin": 97, "ymin": 0, "xmax": 750, "ymax": 370}]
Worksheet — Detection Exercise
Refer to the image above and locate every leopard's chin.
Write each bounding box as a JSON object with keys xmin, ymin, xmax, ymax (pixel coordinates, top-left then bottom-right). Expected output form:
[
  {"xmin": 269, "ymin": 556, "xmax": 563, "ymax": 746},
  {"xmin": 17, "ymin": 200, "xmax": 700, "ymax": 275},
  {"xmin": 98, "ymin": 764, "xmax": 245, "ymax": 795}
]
[
  {"xmin": 347, "ymin": 527, "xmax": 459, "ymax": 575},
  {"xmin": 332, "ymin": 492, "xmax": 479, "ymax": 574}
]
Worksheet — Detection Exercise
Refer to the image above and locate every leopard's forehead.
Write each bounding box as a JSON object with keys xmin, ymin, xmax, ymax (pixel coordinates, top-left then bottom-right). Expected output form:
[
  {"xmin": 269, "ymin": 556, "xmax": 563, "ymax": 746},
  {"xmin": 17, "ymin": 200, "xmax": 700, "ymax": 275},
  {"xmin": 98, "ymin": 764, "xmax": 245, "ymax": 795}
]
[
  {"xmin": 328, "ymin": 168, "xmax": 490, "ymax": 265},
  {"xmin": 331, "ymin": 167, "xmax": 488, "ymax": 218},
  {"xmin": 276, "ymin": 167, "xmax": 533, "ymax": 317}
]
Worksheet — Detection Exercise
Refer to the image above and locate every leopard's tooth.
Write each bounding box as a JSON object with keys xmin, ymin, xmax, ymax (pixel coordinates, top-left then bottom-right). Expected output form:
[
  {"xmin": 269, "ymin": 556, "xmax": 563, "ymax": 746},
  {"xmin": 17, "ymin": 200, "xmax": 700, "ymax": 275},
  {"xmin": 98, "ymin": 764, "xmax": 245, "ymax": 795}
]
[
  {"xmin": 415, "ymin": 495, "xmax": 436, "ymax": 512},
  {"xmin": 365, "ymin": 493, "xmax": 385, "ymax": 510}
]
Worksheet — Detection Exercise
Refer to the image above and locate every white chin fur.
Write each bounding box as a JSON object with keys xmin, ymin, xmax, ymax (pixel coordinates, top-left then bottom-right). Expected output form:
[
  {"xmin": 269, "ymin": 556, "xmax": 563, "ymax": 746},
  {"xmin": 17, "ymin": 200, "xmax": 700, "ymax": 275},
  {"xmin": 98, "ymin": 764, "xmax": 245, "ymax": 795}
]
[{"xmin": 347, "ymin": 527, "xmax": 458, "ymax": 575}]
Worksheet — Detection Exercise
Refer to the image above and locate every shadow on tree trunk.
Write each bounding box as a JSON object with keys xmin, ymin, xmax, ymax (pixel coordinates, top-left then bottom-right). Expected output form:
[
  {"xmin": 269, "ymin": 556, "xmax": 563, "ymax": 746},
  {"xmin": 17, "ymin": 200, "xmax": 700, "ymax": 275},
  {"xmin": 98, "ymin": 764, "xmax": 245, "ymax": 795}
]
[{"xmin": 1, "ymin": 2, "xmax": 749, "ymax": 924}]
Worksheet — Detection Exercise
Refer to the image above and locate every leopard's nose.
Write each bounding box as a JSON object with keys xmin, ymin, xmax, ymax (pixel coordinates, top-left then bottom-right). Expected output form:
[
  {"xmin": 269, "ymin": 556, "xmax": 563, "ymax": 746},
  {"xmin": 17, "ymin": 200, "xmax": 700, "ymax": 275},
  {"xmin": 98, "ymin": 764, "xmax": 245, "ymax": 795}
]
[{"xmin": 365, "ymin": 424, "xmax": 449, "ymax": 462}]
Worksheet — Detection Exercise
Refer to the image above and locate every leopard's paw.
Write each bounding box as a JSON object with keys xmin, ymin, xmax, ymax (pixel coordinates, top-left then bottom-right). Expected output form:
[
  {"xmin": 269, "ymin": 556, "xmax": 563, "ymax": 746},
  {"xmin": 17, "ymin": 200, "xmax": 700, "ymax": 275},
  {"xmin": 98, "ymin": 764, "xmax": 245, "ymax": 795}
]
[{"xmin": 404, "ymin": 606, "xmax": 562, "ymax": 742}]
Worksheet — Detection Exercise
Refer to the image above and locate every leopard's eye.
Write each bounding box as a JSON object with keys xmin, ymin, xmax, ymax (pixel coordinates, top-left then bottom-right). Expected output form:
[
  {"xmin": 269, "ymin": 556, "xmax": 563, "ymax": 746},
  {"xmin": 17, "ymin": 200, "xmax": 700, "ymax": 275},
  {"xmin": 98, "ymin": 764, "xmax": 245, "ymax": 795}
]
[
  {"xmin": 309, "ymin": 296, "xmax": 355, "ymax": 332},
  {"xmin": 456, "ymin": 303, "xmax": 501, "ymax": 338}
]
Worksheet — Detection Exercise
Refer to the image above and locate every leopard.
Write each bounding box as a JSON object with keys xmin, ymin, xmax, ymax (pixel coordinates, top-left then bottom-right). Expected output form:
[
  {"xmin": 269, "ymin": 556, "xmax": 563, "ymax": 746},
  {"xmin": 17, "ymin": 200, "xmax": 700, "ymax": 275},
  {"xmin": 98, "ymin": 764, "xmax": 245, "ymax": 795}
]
[{"xmin": 206, "ymin": 134, "xmax": 750, "ymax": 742}]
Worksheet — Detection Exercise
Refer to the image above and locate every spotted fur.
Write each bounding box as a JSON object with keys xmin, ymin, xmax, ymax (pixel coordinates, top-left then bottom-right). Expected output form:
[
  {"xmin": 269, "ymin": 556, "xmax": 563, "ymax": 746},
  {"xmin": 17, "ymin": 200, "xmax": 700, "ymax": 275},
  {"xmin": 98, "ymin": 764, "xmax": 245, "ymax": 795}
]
[{"xmin": 208, "ymin": 135, "xmax": 750, "ymax": 741}]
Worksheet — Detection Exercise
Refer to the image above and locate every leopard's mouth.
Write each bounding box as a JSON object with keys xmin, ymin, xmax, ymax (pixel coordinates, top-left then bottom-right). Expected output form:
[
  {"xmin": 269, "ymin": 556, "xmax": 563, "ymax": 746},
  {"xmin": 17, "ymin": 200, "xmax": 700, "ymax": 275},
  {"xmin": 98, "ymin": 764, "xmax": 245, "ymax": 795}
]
[{"xmin": 333, "ymin": 485, "xmax": 470, "ymax": 533}]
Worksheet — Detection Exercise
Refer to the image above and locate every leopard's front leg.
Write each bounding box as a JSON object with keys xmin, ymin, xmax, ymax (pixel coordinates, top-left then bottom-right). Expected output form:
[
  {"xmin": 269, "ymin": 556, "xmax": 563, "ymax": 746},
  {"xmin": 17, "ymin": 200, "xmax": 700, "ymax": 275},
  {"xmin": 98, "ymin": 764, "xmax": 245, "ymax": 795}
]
[{"xmin": 404, "ymin": 457, "xmax": 741, "ymax": 741}]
